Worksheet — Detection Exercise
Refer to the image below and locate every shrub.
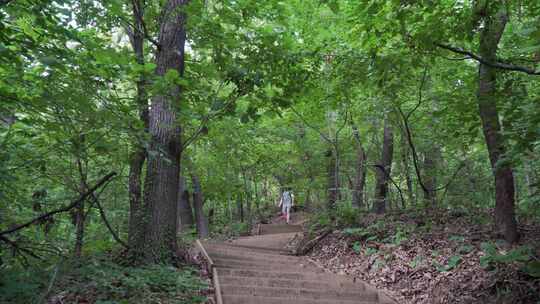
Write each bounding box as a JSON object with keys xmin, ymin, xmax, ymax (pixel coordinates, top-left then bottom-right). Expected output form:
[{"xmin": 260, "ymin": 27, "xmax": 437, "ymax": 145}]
[
  {"xmin": 0, "ymin": 255, "xmax": 208, "ymax": 304},
  {"xmin": 335, "ymin": 202, "xmax": 360, "ymax": 227}
]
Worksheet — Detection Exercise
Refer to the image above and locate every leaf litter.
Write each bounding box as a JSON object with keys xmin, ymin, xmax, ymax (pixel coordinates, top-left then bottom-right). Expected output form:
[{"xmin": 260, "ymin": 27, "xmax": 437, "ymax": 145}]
[{"xmin": 306, "ymin": 210, "xmax": 540, "ymax": 304}]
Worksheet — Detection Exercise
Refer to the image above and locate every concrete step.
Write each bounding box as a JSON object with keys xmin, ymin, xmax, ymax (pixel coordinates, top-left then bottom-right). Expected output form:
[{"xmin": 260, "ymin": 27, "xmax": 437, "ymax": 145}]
[
  {"xmin": 222, "ymin": 295, "xmax": 378, "ymax": 304},
  {"xmin": 213, "ymin": 257, "xmax": 308, "ymax": 270},
  {"xmin": 232, "ymin": 232, "xmax": 299, "ymax": 250},
  {"xmin": 216, "ymin": 267, "xmax": 351, "ymax": 282},
  {"xmin": 221, "ymin": 285, "xmax": 379, "ymax": 302},
  {"xmin": 208, "ymin": 252, "xmax": 301, "ymax": 264},
  {"xmin": 259, "ymin": 224, "xmax": 303, "ymax": 235},
  {"xmin": 204, "ymin": 242, "xmax": 291, "ymax": 254},
  {"xmin": 215, "ymin": 260, "xmax": 308, "ymax": 271},
  {"xmin": 219, "ymin": 275, "xmax": 363, "ymax": 290},
  {"xmin": 203, "ymin": 221, "xmax": 397, "ymax": 304}
]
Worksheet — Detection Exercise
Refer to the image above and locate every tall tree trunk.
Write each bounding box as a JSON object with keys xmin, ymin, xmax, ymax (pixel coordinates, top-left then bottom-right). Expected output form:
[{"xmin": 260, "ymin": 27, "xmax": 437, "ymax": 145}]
[
  {"xmin": 326, "ymin": 148, "xmax": 338, "ymax": 210},
  {"xmin": 142, "ymin": 0, "xmax": 187, "ymax": 262},
  {"xmin": 190, "ymin": 170, "xmax": 208, "ymax": 238},
  {"xmin": 351, "ymin": 123, "xmax": 367, "ymax": 209},
  {"xmin": 242, "ymin": 171, "xmax": 252, "ymax": 227},
  {"xmin": 422, "ymin": 145, "xmax": 440, "ymax": 207},
  {"xmin": 253, "ymin": 179, "xmax": 262, "ymax": 218},
  {"xmin": 373, "ymin": 118, "xmax": 394, "ymax": 214},
  {"xmin": 476, "ymin": 5, "xmax": 518, "ymax": 243},
  {"xmin": 127, "ymin": 0, "xmax": 149, "ymax": 258},
  {"xmin": 74, "ymin": 151, "xmax": 87, "ymax": 258},
  {"xmin": 400, "ymin": 130, "xmax": 414, "ymax": 206},
  {"xmin": 237, "ymin": 194, "xmax": 244, "ymax": 223},
  {"xmin": 177, "ymin": 175, "xmax": 193, "ymax": 231}
]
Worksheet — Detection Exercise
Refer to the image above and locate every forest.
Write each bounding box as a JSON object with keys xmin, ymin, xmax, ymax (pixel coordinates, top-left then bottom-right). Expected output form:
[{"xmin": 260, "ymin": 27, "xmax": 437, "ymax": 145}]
[{"xmin": 1, "ymin": 0, "xmax": 539, "ymax": 303}]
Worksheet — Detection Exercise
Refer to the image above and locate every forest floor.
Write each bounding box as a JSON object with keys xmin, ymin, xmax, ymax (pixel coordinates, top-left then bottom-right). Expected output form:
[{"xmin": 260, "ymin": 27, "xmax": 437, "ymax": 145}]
[
  {"xmin": 33, "ymin": 252, "xmax": 210, "ymax": 304},
  {"xmin": 305, "ymin": 209, "xmax": 540, "ymax": 304}
]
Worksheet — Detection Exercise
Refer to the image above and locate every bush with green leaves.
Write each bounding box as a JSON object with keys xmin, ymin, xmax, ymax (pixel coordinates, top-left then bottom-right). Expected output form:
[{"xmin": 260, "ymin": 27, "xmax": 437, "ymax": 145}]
[
  {"xmin": 335, "ymin": 201, "xmax": 360, "ymax": 227},
  {"xmin": 480, "ymin": 242, "xmax": 540, "ymax": 278},
  {"xmin": 230, "ymin": 222, "xmax": 249, "ymax": 236},
  {"xmin": 0, "ymin": 256, "xmax": 208, "ymax": 304}
]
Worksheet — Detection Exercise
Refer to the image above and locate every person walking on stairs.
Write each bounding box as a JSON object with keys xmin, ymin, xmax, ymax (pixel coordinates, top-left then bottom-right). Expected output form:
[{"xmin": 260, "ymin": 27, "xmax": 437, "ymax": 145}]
[{"xmin": 278, "ymin": 188, "xmax": 294, "ymax": 224}]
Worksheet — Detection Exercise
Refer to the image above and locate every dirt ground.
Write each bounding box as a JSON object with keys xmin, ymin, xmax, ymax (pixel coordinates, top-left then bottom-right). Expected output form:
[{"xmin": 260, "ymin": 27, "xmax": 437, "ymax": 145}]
[{"xmin": 307, "ymin": 210, "xmax": 540, "ymax": 304}]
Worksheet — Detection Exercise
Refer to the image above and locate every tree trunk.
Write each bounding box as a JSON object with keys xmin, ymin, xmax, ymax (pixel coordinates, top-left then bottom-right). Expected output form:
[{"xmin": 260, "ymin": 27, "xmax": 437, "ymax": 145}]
[
  {"xmin": 74, "ymin": 136, "xmax": 87, "ymax": 259},
  {"xmin": 400, "ymin": 130, "xmax": 415, "ymax": 206},
  {"xmin": 142, "ymin": 0, "xmax": 187, "ymax": 262},
  {"xmin": 326, "ymin": 148, "xmax": 338, "ymax": 210},
  {"xmin": 177, "ymin": 175, "xmax": 193, "ymax": 231},
  {"xmin": 253, "ymin": 179, "xmax": 262, "ymax": 218},
  {"xmin": 237, "ymin": 194, "xmax": 244, "ymax": 222},
  {"xmin": 127, "ymin": 0, "xmax": 149, "ymax": 259},
  {"xmin": 372, "ymin": 118, "xmax": 394, "ymax": 214},
  {"xmin": 242, "ymin": 171, "xmax": 252, "ymax": 227},
  {"xmin": 73, "ymin": 181, "xmax": 86, "ymax": 258},
  {"xmin": 476, "ymin": 5, "xmax": 518, "ymax": 243},
  {"xmin": 190, "ymin": 171, "xmax": 208, "ymax": 238},
  {"xmin": 351, "ymin": 123, "xmax": 367, "ymax": 209},
  {"xmin": 422, "ymin": 145, "xmax": 440, "ymax": 207}
]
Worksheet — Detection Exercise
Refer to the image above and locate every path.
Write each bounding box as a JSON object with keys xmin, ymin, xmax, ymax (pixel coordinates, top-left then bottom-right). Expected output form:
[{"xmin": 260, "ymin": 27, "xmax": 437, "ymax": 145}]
[{"xmin": 200, "ymin": 213, "xmax": 397, "ymax": 304}]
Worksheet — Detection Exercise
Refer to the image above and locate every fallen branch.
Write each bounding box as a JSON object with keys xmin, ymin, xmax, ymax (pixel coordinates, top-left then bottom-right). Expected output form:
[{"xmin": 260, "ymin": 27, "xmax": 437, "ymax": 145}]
[
  {"xmin": 0, "ymin": 172, "xmax": 117, "ymax": 237},
  {"xmin": 294, "ymin": 228, "xmax": 331, "ymax": 256}
]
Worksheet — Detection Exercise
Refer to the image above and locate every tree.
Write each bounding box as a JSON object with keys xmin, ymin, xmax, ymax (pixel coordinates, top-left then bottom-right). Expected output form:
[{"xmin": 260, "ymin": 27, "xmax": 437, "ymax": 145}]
[
  {"xmin": 475, "ymin": 3, "xmax": 518, "ymax": 242},
  {"xmin": 140, "ymin": 0, "xmax": 187, "ymax": 263},
  {"xmin": 372, "ymin": 117, "xmax": 394, "ymax": 214}
]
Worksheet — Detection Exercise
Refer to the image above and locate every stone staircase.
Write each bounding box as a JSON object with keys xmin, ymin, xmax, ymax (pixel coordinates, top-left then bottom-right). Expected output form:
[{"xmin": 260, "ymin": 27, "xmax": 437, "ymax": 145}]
[{"xmin": 199, "ymin": 219, "xmax": 397, "ymax": 304}]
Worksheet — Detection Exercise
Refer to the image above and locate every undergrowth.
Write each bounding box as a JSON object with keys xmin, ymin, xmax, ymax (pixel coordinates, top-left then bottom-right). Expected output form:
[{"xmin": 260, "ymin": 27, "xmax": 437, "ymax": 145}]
[{"xmin": 0, "ymin": 254, "xmax": 207, "ymax": 304}]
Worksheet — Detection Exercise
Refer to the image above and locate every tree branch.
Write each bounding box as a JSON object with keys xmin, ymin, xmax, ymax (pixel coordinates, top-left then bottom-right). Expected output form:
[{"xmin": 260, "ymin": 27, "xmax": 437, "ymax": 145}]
[
  {"xmin": 0, "ymin": 172, "xmax": 117, "ymax": 237},
  {"xmin": 289, "ymin": 106, "xmax": 333, "ymax": 145},
  {"xmin": 436, "ymin": 43, "xmax": 540, "ymax": 75},
  {"xmin": 93, "ymin": 196, "xmax": 128, "ymax": 248}
]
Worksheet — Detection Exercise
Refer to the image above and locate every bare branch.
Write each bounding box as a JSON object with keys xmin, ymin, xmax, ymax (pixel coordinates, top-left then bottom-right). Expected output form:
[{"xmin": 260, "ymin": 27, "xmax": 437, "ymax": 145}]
[{"xmin": 406, "ymin": 66, "xmax": 428, "ymax": 120}]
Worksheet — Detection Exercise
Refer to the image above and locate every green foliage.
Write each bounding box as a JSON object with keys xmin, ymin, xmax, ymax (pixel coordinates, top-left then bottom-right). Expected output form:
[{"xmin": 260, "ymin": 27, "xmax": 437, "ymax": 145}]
[
  {"xmin": 343, "ymin": 227, "xmax": 370, "ymax": 238},
  {"xmin": 448, "ymin": 235, "xmax": 465, "ymax": 242},
  {"xmin": 409, "ymin": 256, "xmax": 423, "ymax": 269},
  {"xmin": 433, "ymin": 255, "xmax": 462, "ymax": 272},
  {"xmin": 388, "ymin": 227, "xmax": 409, "ymax": 245},
  {"xmin": 352, "ymin": 241, "xmax": 361, "ymax": 254},
  {"xmin": 365, "ymin": 247, "xmax": 378, "ymax": 256},
  {"xmin": 310, "ymin": 212, "xmax": 332, "ymax": 230},
  {"xmin": 0, "ymin": 256, "xmax": 207, "ymax": 304},
  {"xmin": 230, "ymin": 222, "xmax": 249, "ymax": 236},
  {"xmin": 457, "ymin": 244, "xmax": 475, "ymax": 254},
  {"xmin": 480, "ymin": 243, "xmax": 532, "ymax": 269},
  {"xmin": 335, "ymin": 202, "xmax": 360, "ymax": 227},
  {"xmin": 373, "ymin": 258, "xmax": 386, "ymax": 270},
  {"xmin": 2, "ymin": 1, "xmax": 540, "ymax": 302},
  {"xmin": 522, "ymin": 261, "xmax": 540, "ymax": 278},
  {"xmin": 58, "ymin": 257, "xmax": 207, "ymax": 304},
  {"xmin": 0, "ymin": 267, "xmax": 47, "ymax": 304}
]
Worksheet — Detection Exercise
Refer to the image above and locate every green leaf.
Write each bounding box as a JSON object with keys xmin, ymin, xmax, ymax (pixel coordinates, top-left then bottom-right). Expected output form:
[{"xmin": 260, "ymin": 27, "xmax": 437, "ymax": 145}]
[
  {"xmin": 352, "ymin": 241, "xmax": 361, "ymax": 254},
  {"xmin": 522, "ymin": 261, "xmax": 540, "ymax": 278}
]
